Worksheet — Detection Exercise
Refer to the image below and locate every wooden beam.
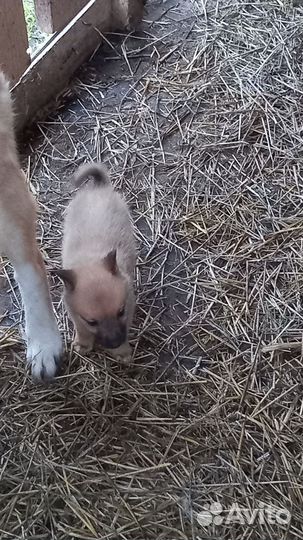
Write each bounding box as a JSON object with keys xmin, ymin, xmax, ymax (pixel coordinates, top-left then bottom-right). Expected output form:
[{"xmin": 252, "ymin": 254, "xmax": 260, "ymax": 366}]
[
  {"xmin": 0, "ymin": 0, "xmax": 30, "ymax": 84},
  {"xmin": 34, "ymin": 0, "xmax": 89, "ymax": 34}
]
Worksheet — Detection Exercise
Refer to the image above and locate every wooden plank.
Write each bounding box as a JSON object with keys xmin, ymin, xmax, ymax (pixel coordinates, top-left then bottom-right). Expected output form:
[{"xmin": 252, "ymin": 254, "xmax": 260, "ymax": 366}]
[
  {"xmin": 12, "ymin": 0, "xmax": 111, "ymax": 133},
  {"xmin": 51, "ymin": 0, "xmax": 89, "ymax": 32},
  {"xmin": 12, "ymin": 0, "xmax": 145, "ymax": 133},
  {"xmin": 34, "ymin": 0, "xmax": 89, "ymax": 34},
  {"xmin": 0, "ymin": 0, "xmax": 30, "ymax": 84}
]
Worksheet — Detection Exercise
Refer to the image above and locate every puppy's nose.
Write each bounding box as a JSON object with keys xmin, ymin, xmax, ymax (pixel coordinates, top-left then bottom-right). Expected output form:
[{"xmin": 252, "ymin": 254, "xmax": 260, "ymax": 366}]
[
  {"xmin": 96, "ymin": 328, "xmax": 126, "ymax": 349},
  {"xmin": 98, "ymin": 335, "xmax": 124, "ymax": 349}
]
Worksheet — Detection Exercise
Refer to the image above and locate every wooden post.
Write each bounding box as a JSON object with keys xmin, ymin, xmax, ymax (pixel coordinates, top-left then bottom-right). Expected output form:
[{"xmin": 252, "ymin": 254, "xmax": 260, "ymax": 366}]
[
  {"xmin": 0, "ymin": 0, "xmax": 30, "ymax": 83},
  {"xmin": 112, "ymin": 0, "xmax": 144, "ymax": 30},
  {"xmin": 34, "ymin": 0, "xmax": 89, "ymax": 33}
]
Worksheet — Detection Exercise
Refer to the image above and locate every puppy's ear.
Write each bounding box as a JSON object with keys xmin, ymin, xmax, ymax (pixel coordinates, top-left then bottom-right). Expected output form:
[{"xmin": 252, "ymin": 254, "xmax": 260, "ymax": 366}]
[
  {"xmin": 52, "ymin": 269, "xmax": 76, "ymax": 291},
  {"xmin": 103, "ymin": 250, "xmax": 118, "ymax": 275}
]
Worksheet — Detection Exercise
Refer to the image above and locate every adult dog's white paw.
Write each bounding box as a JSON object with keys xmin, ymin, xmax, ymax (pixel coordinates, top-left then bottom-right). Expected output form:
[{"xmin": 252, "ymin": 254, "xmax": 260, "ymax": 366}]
[
  {"xmin": 14, "ymin": 260, "xmax": 64, "ymax": 381},
  {"xmin": 26, "ymin": 330, "xmax": 63, "ymax": 381}
]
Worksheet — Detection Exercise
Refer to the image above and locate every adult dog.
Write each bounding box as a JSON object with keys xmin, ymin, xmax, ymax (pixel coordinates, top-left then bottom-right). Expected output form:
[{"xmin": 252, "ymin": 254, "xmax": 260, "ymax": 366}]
[{"xmin": 0, "ymin": 71, "xmax": 62, "ymax": 380}]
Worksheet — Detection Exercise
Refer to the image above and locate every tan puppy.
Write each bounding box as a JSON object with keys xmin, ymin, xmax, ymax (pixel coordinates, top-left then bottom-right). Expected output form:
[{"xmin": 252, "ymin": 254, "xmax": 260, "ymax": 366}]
[
  {"xmin": 56, "ymin": 163, "xmax": 136, "ymax": 362},
  {"xmin": 0, "ymin": 71, "xmax": 62, "ymax": 380}
]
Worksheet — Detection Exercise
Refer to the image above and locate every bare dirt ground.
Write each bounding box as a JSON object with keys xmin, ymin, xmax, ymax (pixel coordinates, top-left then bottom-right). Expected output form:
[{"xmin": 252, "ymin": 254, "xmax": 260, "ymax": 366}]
[{"xmin": 1, "ymin": 0, "xmax": 303, "ymax": 538}]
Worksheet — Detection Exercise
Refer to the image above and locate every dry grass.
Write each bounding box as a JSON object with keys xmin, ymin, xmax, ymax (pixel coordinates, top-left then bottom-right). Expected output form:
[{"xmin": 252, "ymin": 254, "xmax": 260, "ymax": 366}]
[{"xmin": 1, "ymin": 0, "xmax": 303, "ymax": 537}]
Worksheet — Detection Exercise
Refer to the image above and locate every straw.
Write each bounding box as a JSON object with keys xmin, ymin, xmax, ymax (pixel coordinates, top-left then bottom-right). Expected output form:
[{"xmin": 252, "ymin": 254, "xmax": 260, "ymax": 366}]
[{"xmin": 1, "ymin": 0, "xmax": 303, "ymax": 537}]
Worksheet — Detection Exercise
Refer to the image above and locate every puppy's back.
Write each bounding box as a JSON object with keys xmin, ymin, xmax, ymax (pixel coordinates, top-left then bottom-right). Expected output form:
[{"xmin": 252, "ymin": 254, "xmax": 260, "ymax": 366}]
[{"xmin": 63, "ymin": 163, "xmax": 136, "ymax": 275}]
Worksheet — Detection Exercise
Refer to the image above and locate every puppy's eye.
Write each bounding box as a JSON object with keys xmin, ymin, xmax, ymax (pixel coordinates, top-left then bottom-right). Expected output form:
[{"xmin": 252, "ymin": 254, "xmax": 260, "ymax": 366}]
[
  {"xmin": 87, "ymin": 320, "xmax": 98, "ymax": 327},
  {"xmin": 82, "ymin": 317, "xmax": 98, "ymax": 327},
  {"xmin": 118, "ymin": 307, "xmax": 125, "ymax": 318}
]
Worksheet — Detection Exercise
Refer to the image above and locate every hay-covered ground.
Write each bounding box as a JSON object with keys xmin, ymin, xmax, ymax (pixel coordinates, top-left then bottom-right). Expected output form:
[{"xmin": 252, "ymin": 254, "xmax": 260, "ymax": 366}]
[{"xmin": 1, "ymin": 0, "xmax": 303, "ymax": 538}]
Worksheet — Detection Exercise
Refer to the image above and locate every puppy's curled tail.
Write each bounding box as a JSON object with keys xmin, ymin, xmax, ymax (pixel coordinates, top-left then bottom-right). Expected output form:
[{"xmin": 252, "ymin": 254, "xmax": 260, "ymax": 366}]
[{"xmin": 73, "ymin": 163, "xmax": 110, "ymax": 188}]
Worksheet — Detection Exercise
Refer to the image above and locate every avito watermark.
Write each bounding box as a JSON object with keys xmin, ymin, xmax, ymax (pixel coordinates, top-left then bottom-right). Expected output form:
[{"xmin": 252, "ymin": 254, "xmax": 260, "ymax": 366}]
[{"xmin": 197, "ymin": 502, "xmax": 291, "ymax": 527}]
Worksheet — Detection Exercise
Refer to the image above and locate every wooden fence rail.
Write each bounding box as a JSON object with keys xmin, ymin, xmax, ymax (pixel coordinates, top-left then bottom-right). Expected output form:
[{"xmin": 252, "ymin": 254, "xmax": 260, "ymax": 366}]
[{"xmin": 0, "ymin": 0, "xmax": 144, "ymax": 85}]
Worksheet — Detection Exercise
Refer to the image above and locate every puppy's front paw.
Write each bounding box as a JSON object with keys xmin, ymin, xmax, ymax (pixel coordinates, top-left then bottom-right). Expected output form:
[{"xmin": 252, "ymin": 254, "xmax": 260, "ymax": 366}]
[
  {"xmin": 111, "ymin": 342, "xmax": 132, "ymax": 364},
  {"xmin": 72, "ymin": 328, "xmax": 94, "ymax": 355},
  {"xmin": 72, "ymin": 340, "xmax": 93, "ymax": 355},
  {"xmin": 27, "ymin": 330, "xmax": 63, "ymax": 381}
]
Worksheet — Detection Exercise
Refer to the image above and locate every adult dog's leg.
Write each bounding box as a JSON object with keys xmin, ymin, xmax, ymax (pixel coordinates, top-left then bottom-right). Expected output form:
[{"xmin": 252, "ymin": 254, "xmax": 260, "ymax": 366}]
[
  {"xmin": 2, "ymin": 175, "xmax": 63, "ymax": 381},
  {"xmin": 13, "ymin": 248, "xmax": 63, "ymax": 381},
  {"xmin": 0, "ymin": 71, "xmax": 63, "ymax": 381}
]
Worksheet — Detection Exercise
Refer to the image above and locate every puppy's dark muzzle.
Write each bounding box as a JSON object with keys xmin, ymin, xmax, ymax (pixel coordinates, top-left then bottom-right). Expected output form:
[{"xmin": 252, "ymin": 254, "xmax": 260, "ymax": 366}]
[{"xmin": 96, "ymin": 328, "xmax": 126, "ymax": 350}]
